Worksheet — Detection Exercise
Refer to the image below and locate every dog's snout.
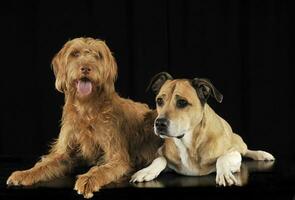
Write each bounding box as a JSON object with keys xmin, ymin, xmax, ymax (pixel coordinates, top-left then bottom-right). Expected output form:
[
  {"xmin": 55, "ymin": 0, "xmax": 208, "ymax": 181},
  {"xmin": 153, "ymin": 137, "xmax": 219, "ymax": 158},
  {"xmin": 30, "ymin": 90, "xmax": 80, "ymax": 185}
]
[
  {"xmin": 155, "ymin": 118, "xmax": 169, "ymax": 131},
  {"xmin": 81, "ymin": 66, "xmax": 91, "ymax": 74}
]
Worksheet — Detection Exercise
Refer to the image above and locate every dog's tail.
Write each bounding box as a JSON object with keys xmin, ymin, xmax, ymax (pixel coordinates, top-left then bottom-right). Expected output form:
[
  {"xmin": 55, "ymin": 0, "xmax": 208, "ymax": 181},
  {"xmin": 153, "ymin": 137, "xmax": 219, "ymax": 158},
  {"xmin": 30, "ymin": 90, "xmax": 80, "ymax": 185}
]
[{"xmin": 244, "ymin": 150, "xmax": 275, "ymax": 161}]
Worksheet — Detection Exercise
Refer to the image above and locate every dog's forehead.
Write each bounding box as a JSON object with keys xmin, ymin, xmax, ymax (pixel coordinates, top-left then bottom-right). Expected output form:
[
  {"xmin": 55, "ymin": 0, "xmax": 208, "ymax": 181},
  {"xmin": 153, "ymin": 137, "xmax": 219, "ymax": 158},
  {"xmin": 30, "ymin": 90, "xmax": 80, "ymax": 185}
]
[
  {"xmin": 158, "ymin": 79, "xmax": 197, "ymax": 99},
  {"xmin": 65, "ymin": 38, "xmax": 103, "ymax": 51}
]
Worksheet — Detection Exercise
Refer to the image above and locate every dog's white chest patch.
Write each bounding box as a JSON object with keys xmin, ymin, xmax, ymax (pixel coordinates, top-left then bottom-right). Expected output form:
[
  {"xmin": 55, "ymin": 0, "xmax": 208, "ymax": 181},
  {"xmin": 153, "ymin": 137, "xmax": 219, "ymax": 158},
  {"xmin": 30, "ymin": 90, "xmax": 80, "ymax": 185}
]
[{"xmin": 171, "ymin": 133, "xmax": 200, "ymax": 176}]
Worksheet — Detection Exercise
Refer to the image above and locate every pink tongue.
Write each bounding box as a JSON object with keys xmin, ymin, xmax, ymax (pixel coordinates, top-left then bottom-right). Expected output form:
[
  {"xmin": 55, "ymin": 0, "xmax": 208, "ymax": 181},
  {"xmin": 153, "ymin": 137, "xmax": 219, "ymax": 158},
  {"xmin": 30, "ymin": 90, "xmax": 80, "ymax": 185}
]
[{"xmin": 77, "ymin": 80, "xmax": 92, "ymax": 96}]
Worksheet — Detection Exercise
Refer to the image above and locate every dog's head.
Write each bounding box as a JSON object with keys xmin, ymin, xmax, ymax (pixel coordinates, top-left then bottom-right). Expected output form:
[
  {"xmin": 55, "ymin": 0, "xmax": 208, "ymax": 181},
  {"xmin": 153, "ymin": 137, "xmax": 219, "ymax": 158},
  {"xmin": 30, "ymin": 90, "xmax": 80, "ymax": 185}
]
[
  {"xmin": 51, "ymin": 37, "xmax": 117, "ymax": 99},
  {"xmin": 148, "ymin": 72, "xmax": 223, "ymax": 139}
]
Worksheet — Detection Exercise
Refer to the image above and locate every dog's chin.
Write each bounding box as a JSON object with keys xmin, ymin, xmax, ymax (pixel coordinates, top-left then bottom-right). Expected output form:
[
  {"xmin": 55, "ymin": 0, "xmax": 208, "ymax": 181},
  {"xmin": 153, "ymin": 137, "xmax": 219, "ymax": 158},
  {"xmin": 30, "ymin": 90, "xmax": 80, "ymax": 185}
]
[{"xmin": 76, "ymin": 78, "xmax": 94, "ymax": 98}]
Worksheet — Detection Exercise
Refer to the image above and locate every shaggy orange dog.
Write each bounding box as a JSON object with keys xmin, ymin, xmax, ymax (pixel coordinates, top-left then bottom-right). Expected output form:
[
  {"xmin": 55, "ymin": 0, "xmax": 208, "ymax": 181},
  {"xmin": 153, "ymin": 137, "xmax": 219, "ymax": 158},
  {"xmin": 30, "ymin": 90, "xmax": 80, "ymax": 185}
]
[{"xmin": 6, "ymin": 37, "xmax": 161, "ymax": 198}]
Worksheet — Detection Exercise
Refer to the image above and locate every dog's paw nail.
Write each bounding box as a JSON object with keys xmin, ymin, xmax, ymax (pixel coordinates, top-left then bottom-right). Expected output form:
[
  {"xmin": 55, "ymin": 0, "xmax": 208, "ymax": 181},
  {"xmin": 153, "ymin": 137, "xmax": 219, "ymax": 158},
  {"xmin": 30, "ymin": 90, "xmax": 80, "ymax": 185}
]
[
  {"xmin": 130, "ymin": 177, "xmax": 137, "ymax": 183},
  {"xmin": 84, "ymin": 193, "xmax": 94, "ymax": 199}
]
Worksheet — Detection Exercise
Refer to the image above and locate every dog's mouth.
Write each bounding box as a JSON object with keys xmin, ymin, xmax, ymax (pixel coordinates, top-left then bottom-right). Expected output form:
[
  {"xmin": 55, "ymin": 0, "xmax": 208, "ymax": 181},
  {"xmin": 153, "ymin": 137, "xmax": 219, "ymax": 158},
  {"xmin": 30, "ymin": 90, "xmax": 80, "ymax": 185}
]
[
  {"xmin": 76, "ymin": 77, "xmax": 93, "ymax": 96},
  {"xmin": 157, "ymin": 132, "xmax": 185, "ymax": 139},
  {"xmin": 175, "ymin": 134, "xmax": 185, "ymax": 139}
]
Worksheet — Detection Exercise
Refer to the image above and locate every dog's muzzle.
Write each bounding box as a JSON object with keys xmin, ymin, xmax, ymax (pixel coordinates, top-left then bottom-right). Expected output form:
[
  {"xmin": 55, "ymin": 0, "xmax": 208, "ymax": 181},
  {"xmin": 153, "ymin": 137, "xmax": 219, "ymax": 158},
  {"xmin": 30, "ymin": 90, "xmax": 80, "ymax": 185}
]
[
  {"xmin": 155, "ymin": 117, "xmax": 169, "ymax": 135},
  {"xmin": 155, "ymin": 118, "xmax": 185, "ymax": 139}
]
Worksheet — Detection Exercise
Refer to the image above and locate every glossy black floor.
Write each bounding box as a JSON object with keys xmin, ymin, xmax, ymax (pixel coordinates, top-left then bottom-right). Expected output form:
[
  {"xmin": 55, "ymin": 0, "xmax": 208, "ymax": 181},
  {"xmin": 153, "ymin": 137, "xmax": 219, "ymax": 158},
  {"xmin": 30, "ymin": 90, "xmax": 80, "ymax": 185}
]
[{"xmin": 1, "ymin": 156, "xmax": 295, "ymax": 200}]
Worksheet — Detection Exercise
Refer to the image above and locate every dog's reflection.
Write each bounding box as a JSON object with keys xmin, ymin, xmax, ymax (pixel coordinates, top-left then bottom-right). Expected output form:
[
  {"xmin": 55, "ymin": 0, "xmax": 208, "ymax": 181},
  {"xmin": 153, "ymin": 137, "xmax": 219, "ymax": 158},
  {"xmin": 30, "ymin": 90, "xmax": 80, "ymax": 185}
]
[
  {"xmin": 12, "ymin": 160, "xmax": 274, "ymax": 189},
  {"xmin": 132, "ymin": 160, "xmax": 275, "ymax": 188}
]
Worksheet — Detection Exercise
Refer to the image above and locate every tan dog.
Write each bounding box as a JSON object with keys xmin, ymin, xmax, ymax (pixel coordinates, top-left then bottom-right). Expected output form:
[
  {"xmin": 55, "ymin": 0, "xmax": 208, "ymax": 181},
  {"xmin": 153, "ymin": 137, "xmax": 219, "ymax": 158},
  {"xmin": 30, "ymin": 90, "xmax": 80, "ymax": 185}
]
[
  {"xmin": 6, "ymin": 37, "xmax": 161, "ymax": 198},
  {"xmin": 131, "ymin": 72, "xmax": 275, "ymax": 186}
]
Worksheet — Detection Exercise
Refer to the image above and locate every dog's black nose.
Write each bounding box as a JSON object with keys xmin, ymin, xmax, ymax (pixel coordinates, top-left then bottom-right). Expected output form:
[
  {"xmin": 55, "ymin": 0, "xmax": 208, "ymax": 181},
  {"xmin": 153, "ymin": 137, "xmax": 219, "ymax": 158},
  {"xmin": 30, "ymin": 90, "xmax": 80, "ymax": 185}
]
[
  {"xmin": 155, "ymin": 118, "xmax": 169, "ymax": 132},
  {"xmin": 81, "ymin": 66, "xmax": 91, "ymax": 74}
]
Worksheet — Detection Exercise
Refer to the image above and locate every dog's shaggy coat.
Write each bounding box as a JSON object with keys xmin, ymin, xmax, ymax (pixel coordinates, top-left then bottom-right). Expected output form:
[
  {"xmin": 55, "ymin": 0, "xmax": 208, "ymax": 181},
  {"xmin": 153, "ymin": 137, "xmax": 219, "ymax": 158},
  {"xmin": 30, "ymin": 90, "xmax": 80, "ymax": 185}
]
[{"xmin": 6, "ymin": 37, "xmax": 161, "ymax": 198}]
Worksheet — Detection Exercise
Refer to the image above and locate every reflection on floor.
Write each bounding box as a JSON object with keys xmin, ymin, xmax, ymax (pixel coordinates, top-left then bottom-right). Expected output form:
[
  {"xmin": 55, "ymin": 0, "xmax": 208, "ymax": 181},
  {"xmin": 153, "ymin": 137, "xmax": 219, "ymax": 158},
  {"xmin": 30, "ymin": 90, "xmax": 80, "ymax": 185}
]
[
  {"xmin": 1, "ymin": 156, "xmax": 295, "ymax": 200},
  {"xmin": 129, "ymin": 160, "xmax": 275, "ymax": 188}
]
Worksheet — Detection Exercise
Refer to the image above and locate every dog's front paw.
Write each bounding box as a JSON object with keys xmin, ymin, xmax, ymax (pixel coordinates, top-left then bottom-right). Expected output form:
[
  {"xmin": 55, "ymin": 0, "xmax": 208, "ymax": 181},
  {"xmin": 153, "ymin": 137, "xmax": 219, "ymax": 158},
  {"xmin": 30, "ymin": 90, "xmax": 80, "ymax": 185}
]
[
  {"xmin": 216, "ymin": 170, "xmax": 238, "ymax": 187},
  {"xmin": 130, "ymin": 168, "xmax": 159, "ymax": 183},
  {"xmin": 74, "ymin": 174, "xmax": 100, "ymax": 199},
  {"xmin": 7, "ymin": 170, "xmax": 35, "ymax": 186}
]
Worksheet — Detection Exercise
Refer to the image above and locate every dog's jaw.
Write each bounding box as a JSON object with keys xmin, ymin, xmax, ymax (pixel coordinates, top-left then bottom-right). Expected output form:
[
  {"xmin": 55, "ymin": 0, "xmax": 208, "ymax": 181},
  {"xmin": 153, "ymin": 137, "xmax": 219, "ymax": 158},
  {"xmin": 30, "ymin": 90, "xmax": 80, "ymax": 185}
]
[{"xmin": 154, "ymin": 124, "xmax": 185, "ymax": 139}]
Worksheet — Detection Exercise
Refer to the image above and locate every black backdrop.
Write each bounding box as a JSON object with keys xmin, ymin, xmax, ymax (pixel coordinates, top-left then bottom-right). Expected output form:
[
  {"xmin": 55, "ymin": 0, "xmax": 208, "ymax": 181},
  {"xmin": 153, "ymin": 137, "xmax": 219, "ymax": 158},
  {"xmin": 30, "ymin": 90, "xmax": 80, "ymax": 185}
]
[{"xmin": 0, "ymin": 0, "xmax": 293, "ymax": 158}]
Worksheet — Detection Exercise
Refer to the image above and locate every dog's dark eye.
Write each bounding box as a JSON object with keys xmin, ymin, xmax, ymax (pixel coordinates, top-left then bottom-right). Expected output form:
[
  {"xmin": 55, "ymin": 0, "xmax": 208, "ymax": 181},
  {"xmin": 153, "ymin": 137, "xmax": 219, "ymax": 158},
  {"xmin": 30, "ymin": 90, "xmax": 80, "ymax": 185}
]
[
  {"xmin": 98, "ymin": 52, "xmax": 103, "ymax": 58},
  {"xmin": 156, "ymin": 98, "xmax": 164, "ymax": 107},
  {"xmin": 71, "ymin": 50, "xmax": 80, "ymax": 57},
  {"xmin": 95, "ymin": 52, "xmax": 103, "ymax": 60},
  {"xmin": 176, "ymin": 99, "xmax": 188, "ymax": 108}
]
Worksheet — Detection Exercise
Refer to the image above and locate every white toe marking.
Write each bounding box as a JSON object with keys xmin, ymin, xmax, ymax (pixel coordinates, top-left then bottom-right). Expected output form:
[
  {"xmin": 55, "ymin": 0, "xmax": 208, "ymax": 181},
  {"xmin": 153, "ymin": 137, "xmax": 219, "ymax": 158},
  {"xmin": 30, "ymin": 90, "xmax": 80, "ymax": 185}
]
[
  {"xmin": 216, "ymin": 151, "xmax": 241, "ymax": 186},
  {"xmin": 246, "ymin": 150, "xmax": 275, "ymax": 161},
  {"xmin": 131, "ymin": 156, "xmax": 167, "ymax": 183},
  {"xmin": 256, "ymin": 151, "xmax": 275, "ymax": 161}
]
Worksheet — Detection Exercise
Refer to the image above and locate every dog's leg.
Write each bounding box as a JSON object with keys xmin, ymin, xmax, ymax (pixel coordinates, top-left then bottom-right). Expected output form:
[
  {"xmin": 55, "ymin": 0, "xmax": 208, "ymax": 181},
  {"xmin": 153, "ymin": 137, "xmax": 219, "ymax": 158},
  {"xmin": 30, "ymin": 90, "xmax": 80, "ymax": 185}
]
[
  {"xmin": 6, "ymin": 153, "xmax": 72, "ymax": 186},
  {"xmin": 74, "ymin": 154, "xmax": 130, "ymax": 199},
  {"xmin": 216, "ymin": 151, "xmax": 241, "ymax": 186},
  {"xmin": 130, "ymin": 156, "xmax": 167, "ymax": 183},
  {"xmin": 244, "ymin": 150, "xmax": 275, "ymax": 161}
]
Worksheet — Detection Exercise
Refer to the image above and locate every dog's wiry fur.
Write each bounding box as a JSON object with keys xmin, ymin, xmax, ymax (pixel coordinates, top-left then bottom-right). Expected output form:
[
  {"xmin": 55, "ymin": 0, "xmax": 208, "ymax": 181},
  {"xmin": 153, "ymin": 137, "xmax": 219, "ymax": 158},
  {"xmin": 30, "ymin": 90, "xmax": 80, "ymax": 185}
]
[
  {"xmin": 131, "ymin": 73, "xmax": 275, "ymax": 186},
  {"xmin": 6, "ymin": 37, "xmax": 161, "ymax": 198}
]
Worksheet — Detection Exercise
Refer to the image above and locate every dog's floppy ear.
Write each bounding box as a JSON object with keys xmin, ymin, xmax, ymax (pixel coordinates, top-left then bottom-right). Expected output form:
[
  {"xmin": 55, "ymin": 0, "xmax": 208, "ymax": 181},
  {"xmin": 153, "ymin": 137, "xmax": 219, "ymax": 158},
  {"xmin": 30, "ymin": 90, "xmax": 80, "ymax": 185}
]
[
  {"xmin": 146, "ymin": 72, "xmax": 173, "ymax": 94},
  {"xmin": 192, "ymin": 78, "xmax": 223, "ymax": 103},
  {"xmin": 51, "ymin": 41, "xmax": 72, "ymax": 93},
  {"xmin": 51, "ymin": 50, "xmax": 67, "ymax": 93}
]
